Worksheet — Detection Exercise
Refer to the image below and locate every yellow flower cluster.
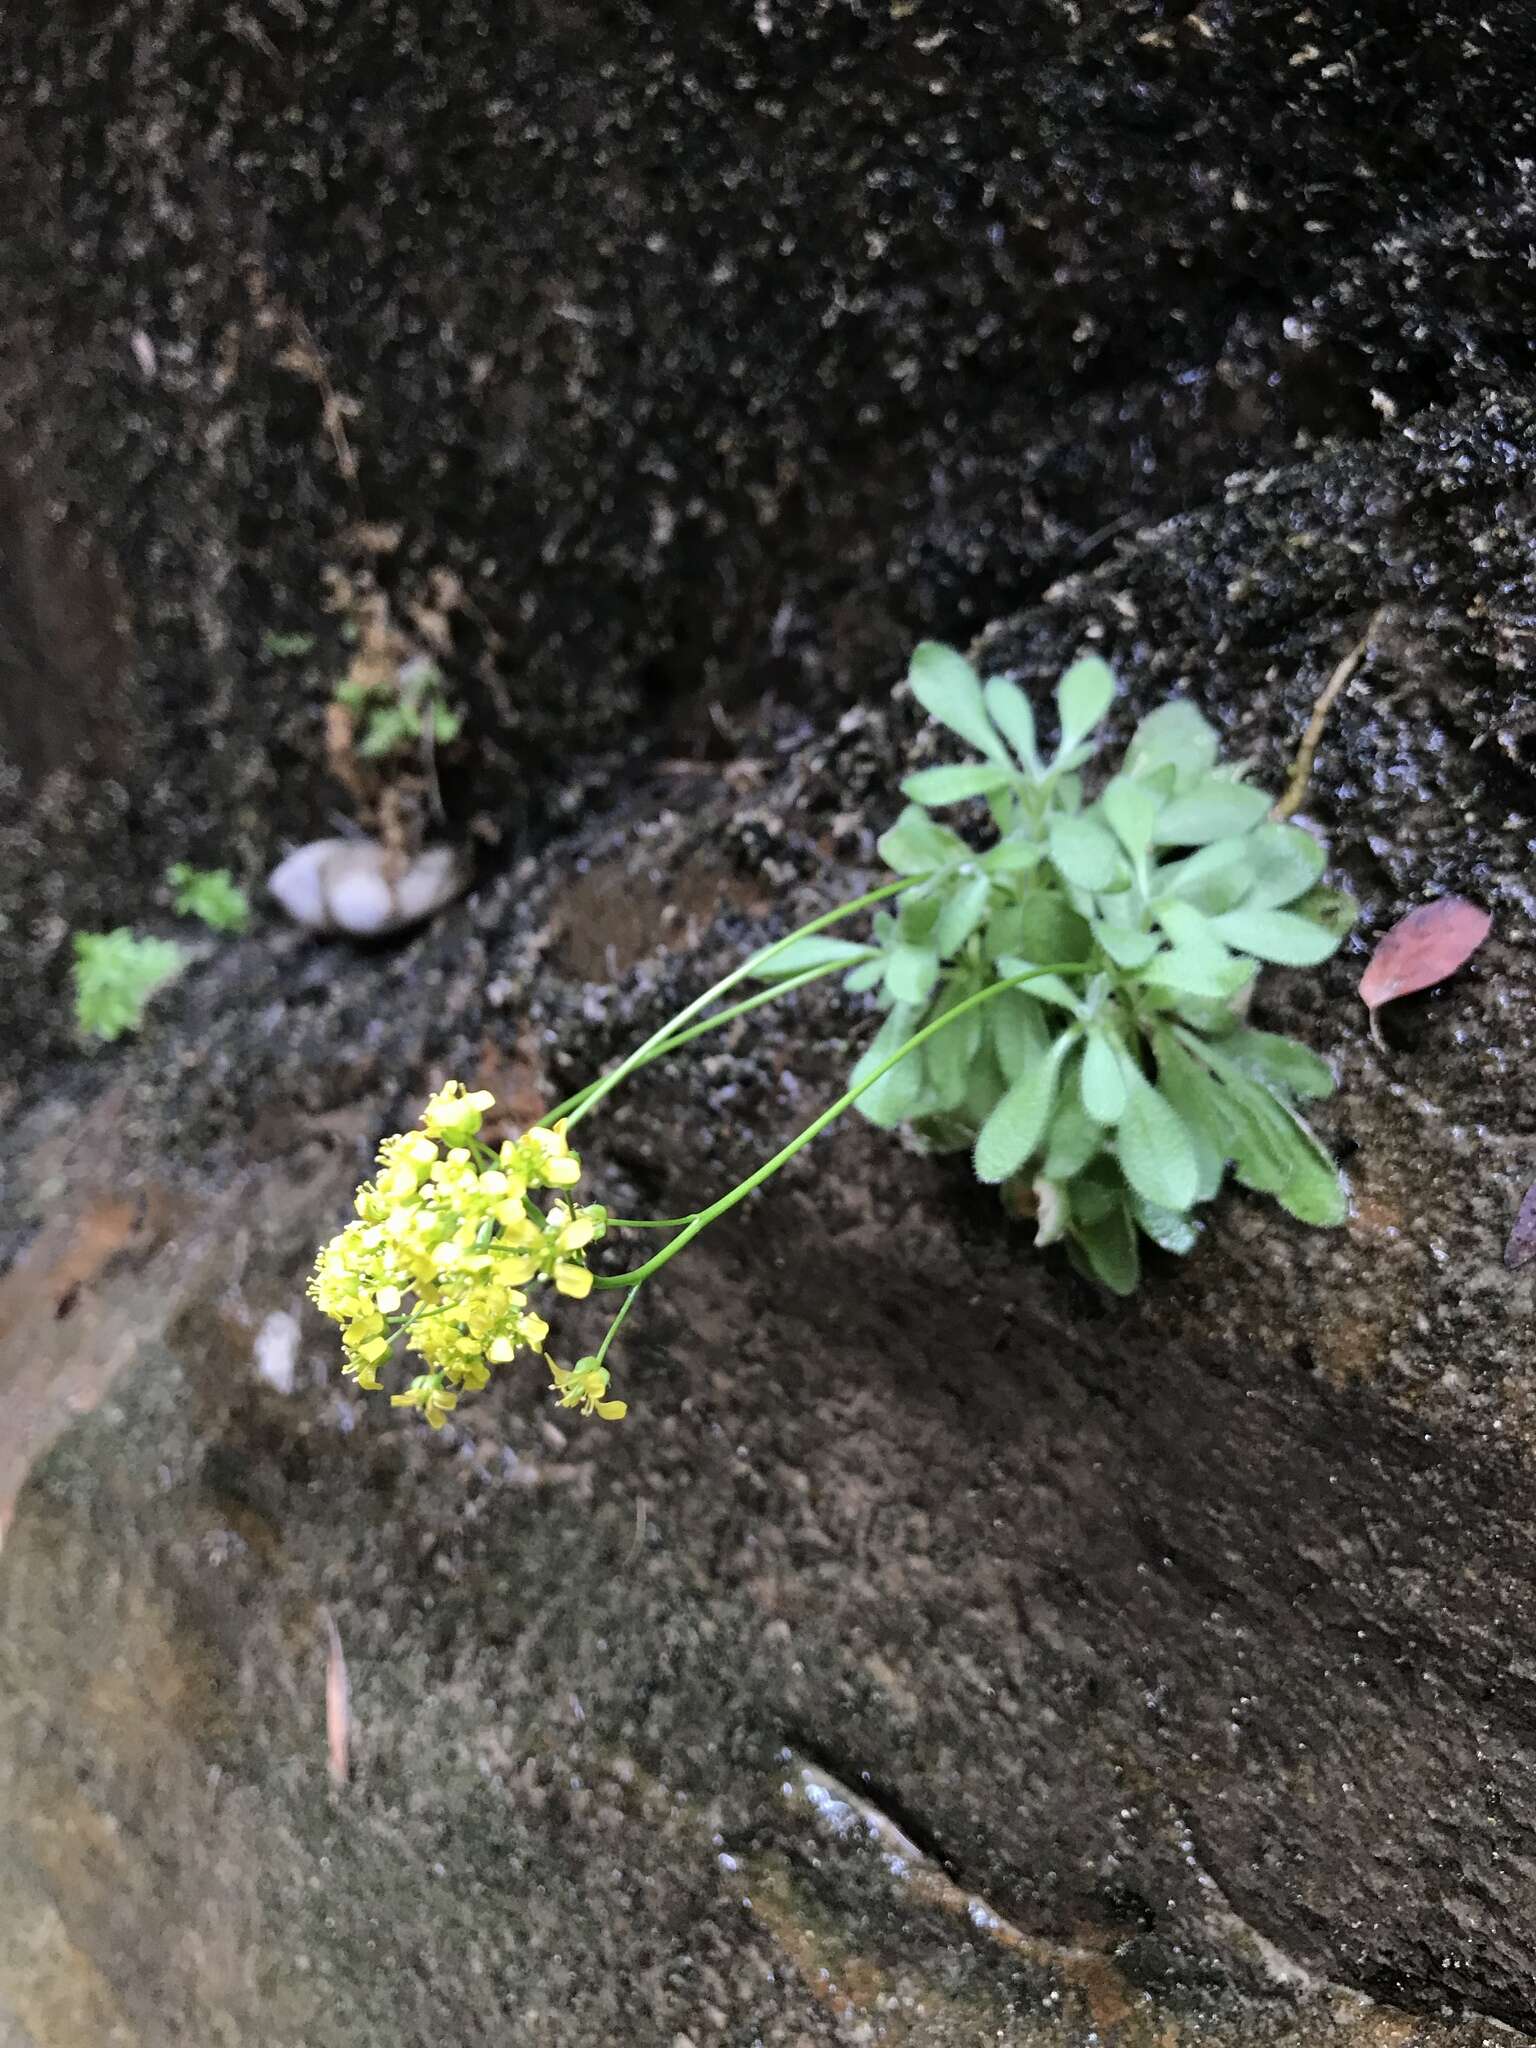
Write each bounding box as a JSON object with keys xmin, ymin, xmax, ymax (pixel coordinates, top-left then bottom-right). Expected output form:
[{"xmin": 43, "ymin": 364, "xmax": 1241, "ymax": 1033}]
[{"xmin": 308, "ymin": 1082, "xmax": 624, "ymax": 1425}]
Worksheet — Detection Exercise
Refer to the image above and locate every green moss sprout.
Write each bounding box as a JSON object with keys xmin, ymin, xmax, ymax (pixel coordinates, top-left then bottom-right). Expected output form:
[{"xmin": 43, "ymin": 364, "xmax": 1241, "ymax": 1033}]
[
  {"xmin": 167, "ymin": 863, "xmax": 251, "ymax": 933},
  {"xmin": 72, "ymin": 930, "xmax": 186, "ymax": 1042},
  {"xmin": 335, "ymin": 653, "xmax": 462, "ymax": 760}
]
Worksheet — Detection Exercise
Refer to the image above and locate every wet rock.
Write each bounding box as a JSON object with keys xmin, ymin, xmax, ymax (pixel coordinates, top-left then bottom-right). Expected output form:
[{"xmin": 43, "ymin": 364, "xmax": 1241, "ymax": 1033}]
[
  {"xmin": 4, "ymin": 373, "xmax": 1536, "ymax": 2037},
  {"xmin": 6, "ymin": 0, "xmax": 1536, "ymax": 2035},
  {"xmin": 3, "ymin": 0, "xmax": 1534, "ymax": 1074}
]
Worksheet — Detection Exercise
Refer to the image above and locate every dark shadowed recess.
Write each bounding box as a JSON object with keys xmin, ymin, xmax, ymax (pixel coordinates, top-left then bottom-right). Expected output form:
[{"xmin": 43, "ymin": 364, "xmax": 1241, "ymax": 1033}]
[{"xmin": 2, "ymin": 0, "xmax": 1535, "ymax": 1078}]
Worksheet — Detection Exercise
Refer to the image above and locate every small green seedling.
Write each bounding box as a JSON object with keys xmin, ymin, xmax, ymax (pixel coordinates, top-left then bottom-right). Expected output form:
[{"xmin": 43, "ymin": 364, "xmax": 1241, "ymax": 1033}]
[
  {"xmin": 262, "ymin": 629, "xmax": 317, "ymax": 658},
  {"xmin": 310, "ymin": 642, "xmax": 1357, "ymax": 1431},
  {"xmin": 72, "ymin": 930, "xmax": 186, "ymax": 1042},
  {"xmin": 167, "ymin": 864, "xmax": 250, "ymax": 933},
  {"xmin": 335, "ymin": 654, "xmax": 462, "ymax": 761}
]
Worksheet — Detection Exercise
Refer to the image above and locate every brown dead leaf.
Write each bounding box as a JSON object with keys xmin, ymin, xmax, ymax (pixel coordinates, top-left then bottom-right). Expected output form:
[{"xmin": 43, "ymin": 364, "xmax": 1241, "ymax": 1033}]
[
  {"xmin": 475, "ymin": 1029, "xmax": 550, "ymax": 1136},
  {"xmin": 1506, "ymin": 1182, "xmax": 1536, "ymax": 1270},
  {"xmin": 1359, "ymin": 896, "xmax": 1491, "ymax": 1051}
]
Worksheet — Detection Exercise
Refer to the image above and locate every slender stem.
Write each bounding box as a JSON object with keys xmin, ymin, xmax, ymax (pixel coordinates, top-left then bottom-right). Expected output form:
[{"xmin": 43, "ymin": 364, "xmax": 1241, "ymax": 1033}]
[
  {"xmin": 553, "ymin": 958, "xmax": 855, "ymax": 1122},
  {"xmin": 593, "ymin": 959, "xmax": 1088, "ymax": 1290},
  {"xmin": 606, "ymin": 1215, "xmax": 699, "ymax": 1229},
  {"xmin": 555, "ymin": 876, "xmax": 916, "ymax": 1129},
  {"xmin": 592, "ymin": 1282, "xmax": 643, "ymax": 1369}
]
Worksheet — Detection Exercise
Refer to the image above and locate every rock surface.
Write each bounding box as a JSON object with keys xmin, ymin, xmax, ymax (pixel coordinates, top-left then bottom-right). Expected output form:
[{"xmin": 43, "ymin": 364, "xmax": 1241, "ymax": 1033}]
[
  {"xmin": 4, "ymin": 0, "xmax": 1534, "ymax": 1073},
  {"xmin": 4, "ymin": 377, "xmax": 1536, "ymax": 2039},
  {"xmin": 5, "ymin": 0, "xmax": 1536, "ymax": 2040}
]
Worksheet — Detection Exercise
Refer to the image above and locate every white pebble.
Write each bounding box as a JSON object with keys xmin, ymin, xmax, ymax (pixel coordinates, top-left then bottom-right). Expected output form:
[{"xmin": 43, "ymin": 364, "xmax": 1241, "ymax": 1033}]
[{"xmin": 267, "ymin": 838, "xmax": 466, "ymax": 936}]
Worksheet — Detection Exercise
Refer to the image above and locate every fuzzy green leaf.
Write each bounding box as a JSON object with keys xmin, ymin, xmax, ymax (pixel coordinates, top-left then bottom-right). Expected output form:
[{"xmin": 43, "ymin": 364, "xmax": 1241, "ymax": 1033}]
[
  {"xmin": 1184, "ymin": 1054, "xmax": 1300, "ymax": 1194},
  {"xmin": 1224, "ymin": 1028, "xmax": 1334, "ymax": 1100},
  {"xmin": 1071, "ymin": 1200, "xmax": 1141, "ymax": 1295},
  {"xmin": 1130, "ymin": 1193, "xmax": 1200, "ymax": 1255},
  {"xmin": 1043, "ymin": 1075, "xmax": 1102, "ymax": 1180},
  {"xmin": 1211, "ymin": 906, "xmax": 1343, "ymax": 966},
  {"xmin": 749, "ymin": 935, "xmax": 874, "ymax": 981},
  {"xmin": 979, "ymin": 838, "xmax": 1045, "ymax": 876},
  {"xmin": 167, "ymin": 864, "xmax": 250, "ymax": 933},
  {"xmin": 974, "ymin": 1038, "xmax": 1068, "ymax": 1183},
  {"xmin": 1099, "ymin": 774, "xmax": 1160, "ymax": 857},
  {"xmin": 1116, "ymin": 1082, "xmax": 1199, "ymax": 1212},
  {"xmin": 1126, "ymin": 699, "xmax": 1219, "ymax": 781},
  {"xmin": 1221, "ymin": 1072, "xmax": 1347, "ymax": 1224},
  {"xmin": 994, "ymin": 958, "xmax": 1086, "ymax": 1014},
  {"xmin": 1155, "ymin": 839, "xmax": 1254, "ymax": 915},
  {"xmin": 1151, "ymin": 1031, "xmax": 1229, "ymax": 1202},
  {"xmin": 983, "ymin": 675, "xmax": 1041, "ymax": 773},
  {"xmin": 897, "ymin": 891, "xmax": 942, "ymax": 943},
  {"xmin": 908, "ymin": 643, "xmax": 1010, "ymax": 764},
  {"xmin": 843, "ymin": 957, "xmax": 885, "ymax": 994},
  {"xmin": 923, "ymin": 982, "xmax": 985, "ymax": 1111},
  {"xmin": 1068, "ymin": 1161, "xmax": 1120, "ymax": 1225},
  {"xmin": 1277, "ymin": 1130, "xmax": 1343, "ymax": 1220},
  {"xmin": 1092, "ymin": 921, "xmax": 1160, "ymax": 970},
  {"xmin": 1048, "ymin": 813, "xmax": 1125, "ymax": 892},
  {"xmin": 990, "ymin": 990, "xmax": 1051, "ymax": 1083},
  {"xmin": 851, "ymin": 1002, "xmax": 927, "ymax": 1128},
  {"xmin": 885, "ymin": 943, "xmax": 942, "ymax": 1004},
  {"xmin": 934, "ymin": 872, "xmax": 994, "ymax": 957},
  {"xmin": 1080, "ymin": 1029, "xmax": 1131, "ymax": 1124},
  {"xmin": 1004, "ymin": 893, "xmax": 1092, "ymax": 966},
  {"xmin": 1153, "ymin": 780, "xmax": 1271, "ymax": 845},
  {"xmin": 1291, "ymin": 884, "xmax": 1359, "ymax": 944},
  {"xmin": 902, "ymin": 762, "xmax": 1018, "ymax": 806},
  {"xmin": 962, "ymin": 1043, "xmax": 1009, "ymax": 1131},
  {"xmin": 1272, "ymin": 1117, "xmax": 1349, "ymax": 1226},
  {"xmin": 1154, "ymin": 898, "xmax": 1236, "ymax": 972},
  {"xmin": 877, "ymin": 805, "xmax": 968, "ymax": 876},
  {"xmin": 1143, "ymin": 946, "xmax": 1255, "ymax": 1002},
  {"xmin": 1241, "ymin": 822, "xmax": 1327, "ymax": 909},
  {"xmin": 263, "ymin": 629, "xmax": 316, "ymax": 659},
  {"xmin": 1055, "ymin": 654, "xmax": 1116, "ymax": 751}
]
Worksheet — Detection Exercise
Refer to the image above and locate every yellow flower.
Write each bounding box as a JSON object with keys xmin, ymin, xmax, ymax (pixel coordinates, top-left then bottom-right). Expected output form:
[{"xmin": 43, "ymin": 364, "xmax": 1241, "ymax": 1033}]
[
  {"xmin": 548, "ymin": 1357, "xmax": 627, "ymax": 1421},
  {"xmin": 521, "ymin": 1123, "xmax": 582, "ymax": 1189},
  {"xmin": 421, "ymin": 1081, "xmax": 497, "ymax": 1144},
  {"xmin": 553, "ymin": 1259, "xmax": 593, "ymax": 1299},
  {"xmin": 308, "ymin": 1083, "xmax": 631, "ymax": 1426},
  {"xmin": 391, "ymin": 1375, "xmax": 459, "ymax": 1428},
  {"xmin": 549, "ymin": 1202, "xmax": 597, "ymax": 1253}
]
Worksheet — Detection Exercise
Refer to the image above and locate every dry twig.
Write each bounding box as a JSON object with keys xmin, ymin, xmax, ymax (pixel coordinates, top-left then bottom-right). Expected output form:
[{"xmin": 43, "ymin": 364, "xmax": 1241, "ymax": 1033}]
[{"xmin": 1270, "ymin": 607, "xmax": 1385, "ymax": 822}]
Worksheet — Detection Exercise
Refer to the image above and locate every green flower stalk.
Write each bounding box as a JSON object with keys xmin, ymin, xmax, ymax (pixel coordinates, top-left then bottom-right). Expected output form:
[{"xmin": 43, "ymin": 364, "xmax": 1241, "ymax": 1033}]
[{"xmin": 310, "ymin": 642, "xmax": 1356, "ymax": 1426}]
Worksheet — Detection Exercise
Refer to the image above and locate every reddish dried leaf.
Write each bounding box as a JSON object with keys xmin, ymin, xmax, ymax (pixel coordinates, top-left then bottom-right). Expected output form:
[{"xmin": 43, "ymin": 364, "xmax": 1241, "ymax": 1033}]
[
  {"xmin": 1359, "ymin": 897, "xmax": 1491, "ymax": 1020},
  {"xmin": 1506, "ymin": 1182, "xmax": 1536, "ymax": 1271}
]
